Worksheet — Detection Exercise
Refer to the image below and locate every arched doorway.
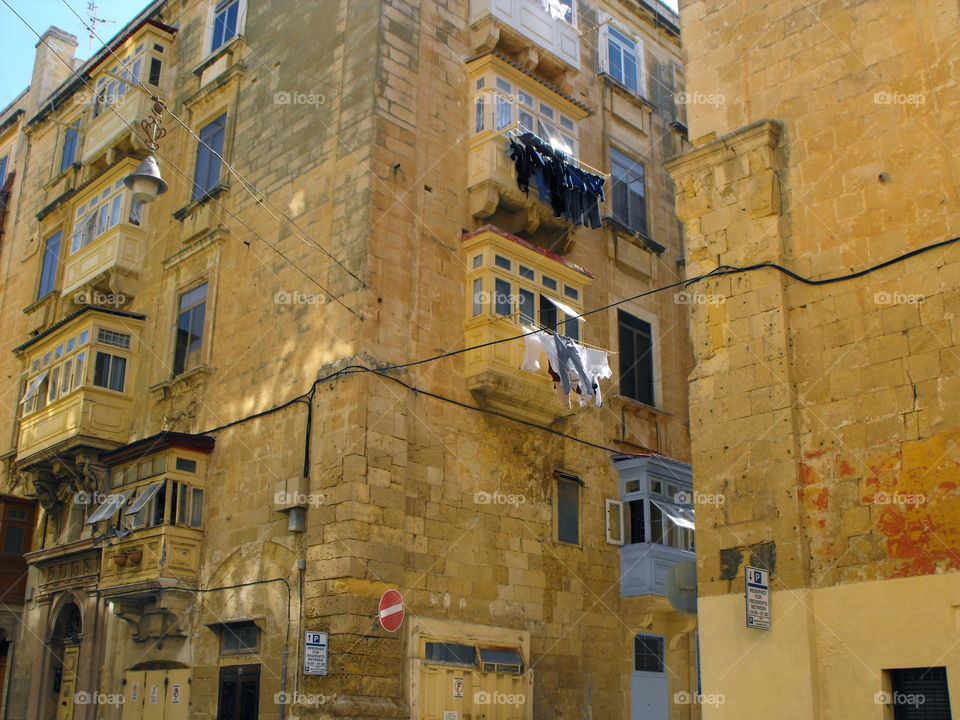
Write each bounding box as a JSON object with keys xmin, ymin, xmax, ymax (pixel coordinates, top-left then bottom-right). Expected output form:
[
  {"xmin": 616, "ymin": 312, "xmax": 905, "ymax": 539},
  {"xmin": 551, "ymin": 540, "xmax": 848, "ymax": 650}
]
[{"xmin": 47, "ymin": 602, "xmax": 82, "ymax": 720}]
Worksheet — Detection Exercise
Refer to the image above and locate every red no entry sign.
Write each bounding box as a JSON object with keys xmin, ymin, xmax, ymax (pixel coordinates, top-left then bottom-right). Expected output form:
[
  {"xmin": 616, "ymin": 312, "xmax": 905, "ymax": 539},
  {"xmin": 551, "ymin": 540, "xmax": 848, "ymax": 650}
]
[{"xmin": 378, "ymin": 589, "xmax": 405, "ymax": 632}]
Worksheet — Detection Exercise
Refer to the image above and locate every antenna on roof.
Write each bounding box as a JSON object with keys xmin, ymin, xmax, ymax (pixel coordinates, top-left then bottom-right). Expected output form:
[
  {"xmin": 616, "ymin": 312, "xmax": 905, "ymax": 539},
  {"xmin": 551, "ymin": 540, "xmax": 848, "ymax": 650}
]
[{"xmin": 85, "ymin": 1, "xmax": 115, "ymax": 54}]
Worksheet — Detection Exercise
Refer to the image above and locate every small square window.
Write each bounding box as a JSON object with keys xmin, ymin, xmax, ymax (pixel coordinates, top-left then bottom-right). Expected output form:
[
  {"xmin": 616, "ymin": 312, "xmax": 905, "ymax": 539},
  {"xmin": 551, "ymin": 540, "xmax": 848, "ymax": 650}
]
[
  {"xmin": 79, "ymin": 330, "xmax": 90, "ymax": 345},
  {"xmin": 540, "ymin": 103, "xmax": 554, "ymax": 119},
  {"xmin": 542, "ymin": 275, "xmax": 557, "ymax": 291},
  {"xmin": 495, "ymin": 77, "xmax": 512, "ymax": 93},
  {"xmin": 55, "ymin": 345, "xmax": 63, "ymax": 359},
  {"xmin": 220, "ymin": 622, "xmax": 259, "ymax": 655},
  {"xmin": 472, "ymin": 254, "xmax": 482, "ymax": 268},
  {"xmin": 518, "ymin": 90, "xmax": 534, "ymax": 107},
  {"xmin": 494, "ymin": 255, "xmax": 511, "ymax": 270},
  {"xmin": 176, "ymin": 457, "xmax": 198, "ymax": 473},
  {"xmin": 519, "ymin": 265, "xmax": 534, "ymax": 280},
  {"xmin": 476, "ymin": 78, "xmax": 484, "ymax": 89},
  {"xmin": 625, "ymin": 480, "xmax": 640, "ymax": 493},
  {"xmin": 564, "ymin": 286, "xmax": 579, "ymax": 300},
  {"xmin": 560, "ymin": 115, "xmax": 575, "ymax": 131}
]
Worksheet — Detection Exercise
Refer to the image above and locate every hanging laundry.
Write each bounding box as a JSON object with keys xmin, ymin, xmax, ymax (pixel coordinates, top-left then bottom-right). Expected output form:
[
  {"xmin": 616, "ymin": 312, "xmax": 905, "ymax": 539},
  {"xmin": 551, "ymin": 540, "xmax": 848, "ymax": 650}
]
[
  {"xmin": 577, "ymin": 346, "xmax": 612, "ymax": 407},
  {"xmin": 505, "ymin": 133, "xmax": 605, "ymax": 228},
  {"xmin": 553, "ymin": 334, "xmax": 594, "ymax": 399}
]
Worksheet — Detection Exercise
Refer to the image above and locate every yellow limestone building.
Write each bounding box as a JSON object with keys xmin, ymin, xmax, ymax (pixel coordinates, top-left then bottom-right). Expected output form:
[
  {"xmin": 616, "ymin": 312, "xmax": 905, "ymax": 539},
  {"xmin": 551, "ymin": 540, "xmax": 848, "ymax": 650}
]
[
  {"xmin": 0, "ymin": 0, "xmax": 702, "ymax": 719},
  {"xmin": 666, "ymin": 0, "xmax": 960, "ymax": 718}
]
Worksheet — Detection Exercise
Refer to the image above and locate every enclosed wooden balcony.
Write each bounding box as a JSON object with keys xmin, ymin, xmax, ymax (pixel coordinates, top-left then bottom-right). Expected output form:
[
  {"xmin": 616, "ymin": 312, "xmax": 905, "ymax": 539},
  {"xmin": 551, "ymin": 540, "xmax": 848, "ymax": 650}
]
[
  {"xmin": 470, "ymin": 0, "xmax": 581, "ymax": 71},
  {"xmin": 467, "ymin": 54, "xmax": 589, "ymax": 246},
  {"xmin": 462, "ymin": 226, "xmax": 592, "ymax": 425},
  {"xmin": 14, "ymin": 307, "xmax": 144, "ymax": 465},
  {"xmin": 61, "ymin": 225, "xmax": 144, "ymax": 297}
]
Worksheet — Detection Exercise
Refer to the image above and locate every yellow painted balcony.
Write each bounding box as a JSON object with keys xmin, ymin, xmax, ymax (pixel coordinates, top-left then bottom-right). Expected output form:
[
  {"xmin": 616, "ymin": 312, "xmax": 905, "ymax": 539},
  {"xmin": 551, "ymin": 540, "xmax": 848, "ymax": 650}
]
[
  {"xmin": 463, "ymin": 226, "xmax": 592, "ymax": 425},
  {"xmin": 98, "ymin": 525, "xmax": 202, "ymax": 592},
  {"xmin": 17, "ymin": 387, "xmax": 133, "ymax": 463},
  {"xmin": 61, "ymin": 224, "xmax": 144, "ymax": 297},
  {"xmin": 80, "ymin": 90, "xmax": 153, "ymax": 164},
  {"xmin": 14, "ymin": 307, "xmax": 143, "ymax": 464},
  {"xmin": 467, "ymin": 55, "xmax": 588, "ymax": 243}
]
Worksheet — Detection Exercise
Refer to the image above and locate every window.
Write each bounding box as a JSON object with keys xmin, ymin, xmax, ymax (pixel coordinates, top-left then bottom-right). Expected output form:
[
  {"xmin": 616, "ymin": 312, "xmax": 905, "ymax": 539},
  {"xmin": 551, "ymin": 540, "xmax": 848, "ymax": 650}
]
[
  {"xmin": 618, "ymin": 310, "xmax": 654, "ymax": 405},
  {"xmin": 607, "ymin": 26, "xmax": 640, "ymax": 93},
  {"xmin": 0, "ymin": 155, "xmax": 7, "ymax": 186},
  {"xmin": 623, "ymin": 477, "xmax": 694, "ymax": 551},
  {"xmin": 220, "ymin": 621, "xmax": 259, "ymax": 655},
  {"xmin": 70, "ymin": 178, "xmax": 131, "ymax": 253},
  {"xmin": 425, "ymin": 642, "xmax": 477, "ymax": 667},
  {"xmin": 478, "ymin": 648, "xmax": 524, "ymax": 674},
  {"xmin": 886, "ymin": 667, "xmax": 952, "ymax": 719},
  {"xmin": 556, "ymin": 474, "xmax": 580, "ymax": 544},
  {"xmin": 176, "ymin": 457, "xmax": 198, "ymax": 473},
  {"xmin": 611, "ymin": 148, "xmax": 648, "ymax": 236},
  {"xmin": 472, "ymin": 278, "xmax": 483, "ymax": 316},
  {"xmin": 93, "ymin": 352, "xmax": 127, "ymax": 392},
  {"xmin": 494, "ymin": 277, "xmax": 511, "ymax": 316},
  {"xmin": 174, "ymin": 283, "xmax": 208, "ymax": 375},
  {"xmin": 37, "ymin": 230, "xmax": 61, "ymax": 297},
  {"xmin": 193, "ymin": 114, "xmax": 227, "ymax": 200},
  {"xmin": 59, "ymin": 121, "xmax": 80, "ymax": 173},
  {"xmin": 98, "ymin": 329, "xmax": 131, "ymax": 349},
  {"xmin": 2, "ymin": 526, "xmax": 24, "ymax": 554},
  {"xmin": 634, "ymin": 634, "xmax": 665, "ymax": 673},
  {"xmin": 175, "ymin": 485, "xmax": 204, "ymax": 527},
  {"xmin": 605, "ymin": 498, "xmax": 624, "ymax": 545},
  {"xmin": 211, "ymin": 0, "xmax": 241, "ymax": 52},
  {"xmin": 475, "ymin": 74, "xmax": 578, "ymax": 155},
  {"xmin": 20, "ymin": 333, "xmax": 90, "ymax": 415}
]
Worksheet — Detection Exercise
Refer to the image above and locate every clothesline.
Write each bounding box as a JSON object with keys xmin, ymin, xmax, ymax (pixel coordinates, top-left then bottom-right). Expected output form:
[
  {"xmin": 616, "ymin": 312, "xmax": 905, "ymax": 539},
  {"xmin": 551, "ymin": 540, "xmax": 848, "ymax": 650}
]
[
  {"xmin": 506, "ymin": 128, "xmax": 610, "ymax": 179},
  {"xmin": 506, "ymin": 314, "xmax": 616, "ymax": 354}
]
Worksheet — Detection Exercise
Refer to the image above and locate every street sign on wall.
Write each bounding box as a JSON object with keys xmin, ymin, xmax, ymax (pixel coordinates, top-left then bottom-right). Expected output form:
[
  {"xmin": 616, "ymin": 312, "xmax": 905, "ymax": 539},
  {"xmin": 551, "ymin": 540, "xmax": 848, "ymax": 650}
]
[
  {"xmin": 304, "ymin": 631, "xmax": 329, "ymax": 675},
  {"xmin": 745, "ymin": 566, "xmax": 771, "ymax": 630},
  {"xmin": 378, "ymin": 590, "xmax": 405, "ymax": 632}
]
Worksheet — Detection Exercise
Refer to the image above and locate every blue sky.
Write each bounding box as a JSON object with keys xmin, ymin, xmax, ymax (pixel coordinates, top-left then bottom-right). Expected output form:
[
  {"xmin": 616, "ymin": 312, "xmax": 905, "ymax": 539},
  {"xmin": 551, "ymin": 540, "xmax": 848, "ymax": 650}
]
[
  {"xmin": 0, "ymin": 0, "xmax": 154, "ymax": 110},
  {"xmin": 1, "ymin": 0, "xmax": 680, "ymax": 112}
]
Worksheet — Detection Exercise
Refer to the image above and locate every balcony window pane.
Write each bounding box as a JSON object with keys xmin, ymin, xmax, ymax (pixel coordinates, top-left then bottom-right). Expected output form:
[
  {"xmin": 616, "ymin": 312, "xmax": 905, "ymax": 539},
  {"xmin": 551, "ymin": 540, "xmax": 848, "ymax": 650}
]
[
  {"xmin": 494, "ymin": 255, "xmax": 511, "ymax": 270},
  {"xmin": 542, "ymin": 275, "xmax": 557, "ymax": 290},
  {"xmin": 109, "ymin": 194, "xmax": 123, "ymax": 229},
  {"xmin": 519, "ymin": 288, "xmax": 535, "ymax": 324},
  {"xmin": 518, "ymin": 110, "xmax": 534, "ymax": 134},
  {"xmin": 495, "ymin": 77, "xmax": 511, "ymax": 93},
  {"xmin": 494, "ymin": 278, "xmax": 511, "ymax": 316},
  {"xmin": 93, "ymin": 352, "xmax": 126, "ymax": 392},
  {"xmin": 518, "ymin": 90, "xmax": 534, "ymax": 107},
  {"xmin": 495, "ymin": 96, "xmax": 512, "ymax": 130},
  {"xmin": 61, "ymin": 359, "xmax": 73, "ymax": 394},
  {"xmin": 472, "ymin": 278, "xmax": 483, "ymax": 316},
  {"xmin": 539, "ymin": 294, "xmax": 557, "ymax": 331},
  {"xmin": 519, "ymin": 265, "xmax": 534, "ymax": 280},
  {"xmin": 47, "ymin": 367, "xmax": 60, "ymax": 403},
  {"xmin": 474, "ymin": 96, "xmax": 484, "ymax": 132},
  {"xmin": 74, "ymin": 351, "xmax": 86, "ymax": 388},
  {"xmin": 191, "ymin": 488, "xmax": 204, "ymax": 527}
]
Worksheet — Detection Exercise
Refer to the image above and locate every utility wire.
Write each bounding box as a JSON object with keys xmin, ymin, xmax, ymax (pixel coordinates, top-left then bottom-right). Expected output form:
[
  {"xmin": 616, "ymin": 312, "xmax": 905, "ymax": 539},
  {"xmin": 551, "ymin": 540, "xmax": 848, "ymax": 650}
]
[
  {"xmin": 197, "ymin": 235, "xmax": 960, "ymax": 448},
  {"xmin": 1, "ymin": 0, "xmax": 361, "ymax": 318},
  {"xmin": 59, "ymin": 0, "xmax": 365, "ymax": 289}
]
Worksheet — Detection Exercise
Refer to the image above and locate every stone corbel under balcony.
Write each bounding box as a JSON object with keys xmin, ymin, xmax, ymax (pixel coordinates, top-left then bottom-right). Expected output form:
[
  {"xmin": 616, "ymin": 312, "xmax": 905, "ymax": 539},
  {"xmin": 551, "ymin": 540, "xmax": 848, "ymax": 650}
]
[
  {"xmin": 110, "ymin": 589, "xmax": 194, "ymax": 641},
  {"xmin": 468, "ymin": 180, "xmax": 576, "ymax": 254},
  {"xmin": 466, "ymin": 363, "xmax": 576, "ymax": 427}
]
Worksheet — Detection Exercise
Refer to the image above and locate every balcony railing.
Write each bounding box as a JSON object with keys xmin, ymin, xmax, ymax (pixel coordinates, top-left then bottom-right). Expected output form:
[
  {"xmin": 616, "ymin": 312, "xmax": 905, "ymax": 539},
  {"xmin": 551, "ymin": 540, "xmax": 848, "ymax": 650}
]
[
  {"xmin": 470, "ymin": 0, "xmax": 581, "ymax": 69},
  {"xmin": 61, "ymin": 224, "xmax": 144, "ymax": 296},
  {"xmin": 98, "ymin": 524, "xmax": 202, "ymax": 592}
]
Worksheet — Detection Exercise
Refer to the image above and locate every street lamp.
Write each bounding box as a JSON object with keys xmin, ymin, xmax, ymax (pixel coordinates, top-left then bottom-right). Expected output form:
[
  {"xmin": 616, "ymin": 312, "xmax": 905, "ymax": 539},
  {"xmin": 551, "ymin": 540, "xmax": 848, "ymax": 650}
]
[{"xmin": 124, "ymin": 97, "xmax": 169, "ymax": 204}]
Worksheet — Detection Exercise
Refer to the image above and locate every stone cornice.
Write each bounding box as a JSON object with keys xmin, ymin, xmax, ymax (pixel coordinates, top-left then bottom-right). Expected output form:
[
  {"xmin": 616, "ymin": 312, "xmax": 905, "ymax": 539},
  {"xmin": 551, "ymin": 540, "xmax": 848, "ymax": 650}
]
[{"xmin": 664, "ymin": 119, "xmax": 783, "ymax": 179}]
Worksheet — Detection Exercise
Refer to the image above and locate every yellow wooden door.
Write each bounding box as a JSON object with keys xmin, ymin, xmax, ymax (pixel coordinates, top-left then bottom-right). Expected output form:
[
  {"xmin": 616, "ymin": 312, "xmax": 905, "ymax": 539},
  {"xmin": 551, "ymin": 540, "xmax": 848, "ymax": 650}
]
[
  {"xmin": 56, "ymin": 645, "xmax": 79, "ymax": 720},
  {"xmin": 142, "ymin": 670, "xmax": 166, "ymax": 720},
  {"xmin": 164, "ymin": 670, "xmax": 190, "ymax": 720},
  {"xmin": 121, "ymin": 671, "xmax": 146, "ymax": 720},
  {"xmin": 421, "ymin": 665, "xmax": 476, "ymax": 720}
]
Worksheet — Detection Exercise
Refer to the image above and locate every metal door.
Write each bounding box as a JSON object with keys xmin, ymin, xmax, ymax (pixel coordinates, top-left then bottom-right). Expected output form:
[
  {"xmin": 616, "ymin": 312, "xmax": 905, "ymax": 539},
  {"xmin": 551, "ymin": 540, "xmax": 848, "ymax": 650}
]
[{"xmin": 121, "ymin": 671, "xmax": 146, "ymax": 720}]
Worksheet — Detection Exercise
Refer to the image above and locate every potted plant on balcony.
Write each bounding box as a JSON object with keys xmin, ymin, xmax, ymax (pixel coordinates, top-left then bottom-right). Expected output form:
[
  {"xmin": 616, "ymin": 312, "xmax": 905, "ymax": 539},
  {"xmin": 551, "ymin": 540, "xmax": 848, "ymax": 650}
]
[
  {"xmin": 113, "ymin": 552, "xmax": 128, "ymax": 566},
  {"xmin": 126, "ymin": 549, "xmax": 143, "ymax": 564}
]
